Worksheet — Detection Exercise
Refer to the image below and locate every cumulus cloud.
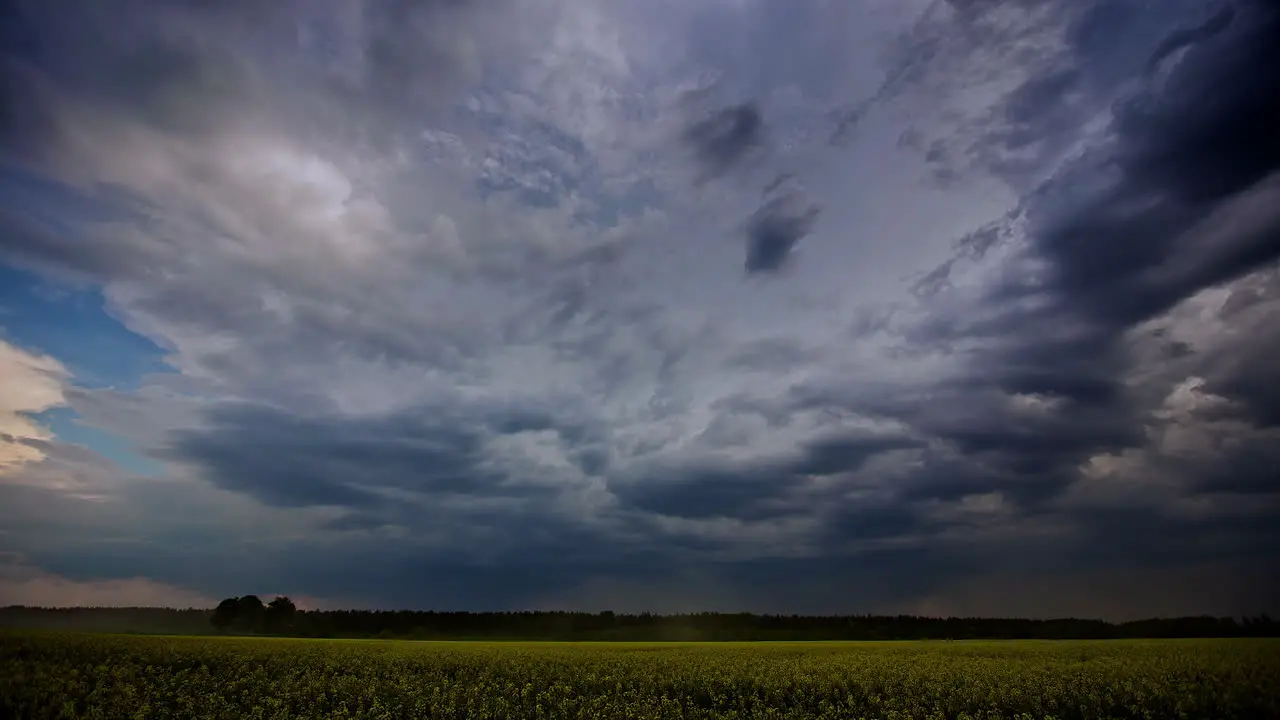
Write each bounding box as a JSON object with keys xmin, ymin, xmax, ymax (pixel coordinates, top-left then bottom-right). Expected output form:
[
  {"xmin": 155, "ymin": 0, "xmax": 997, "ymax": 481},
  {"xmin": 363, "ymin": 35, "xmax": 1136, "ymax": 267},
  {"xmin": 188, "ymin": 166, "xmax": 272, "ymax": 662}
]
[{"xmin": 0, "ymin": 341, "xmax": 67, "ymax": 473}]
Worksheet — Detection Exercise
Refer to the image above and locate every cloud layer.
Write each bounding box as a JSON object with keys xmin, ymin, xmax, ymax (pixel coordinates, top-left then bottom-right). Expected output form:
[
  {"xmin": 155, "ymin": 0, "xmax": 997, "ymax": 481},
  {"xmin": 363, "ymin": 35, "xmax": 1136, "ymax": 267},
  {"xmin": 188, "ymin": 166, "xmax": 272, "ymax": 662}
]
[
  {"xmin": 0, "ymin": 341, "xmax": 66, "ymax": 473},
  {"xmin": 1, "ymin": 0, "xmax": 1277, "ymax": 618}
]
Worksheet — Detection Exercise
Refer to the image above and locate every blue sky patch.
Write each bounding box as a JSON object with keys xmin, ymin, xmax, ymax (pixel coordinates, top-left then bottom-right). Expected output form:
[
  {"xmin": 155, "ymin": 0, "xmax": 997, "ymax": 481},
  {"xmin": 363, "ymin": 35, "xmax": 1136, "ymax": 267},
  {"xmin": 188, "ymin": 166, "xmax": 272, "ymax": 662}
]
[
  {"xmin": 2, "ymin": 263, "xmax": 170, "ymax": 475},
  {"xmin": 30, "ymin": 406, "xmax": 165, "ymax": 477},
  {"xmin": 0, "ymin": 264, "xmax": 170, "ymax": 390}
]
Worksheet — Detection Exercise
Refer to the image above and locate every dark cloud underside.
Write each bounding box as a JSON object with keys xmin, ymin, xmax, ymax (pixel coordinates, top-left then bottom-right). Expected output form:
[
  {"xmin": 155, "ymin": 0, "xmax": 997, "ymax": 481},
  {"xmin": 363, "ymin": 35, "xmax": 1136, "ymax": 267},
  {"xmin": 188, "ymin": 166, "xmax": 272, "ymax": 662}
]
[{"xmin": 0, "ymin": 0, "xmax": 1277, "ymax": 618}]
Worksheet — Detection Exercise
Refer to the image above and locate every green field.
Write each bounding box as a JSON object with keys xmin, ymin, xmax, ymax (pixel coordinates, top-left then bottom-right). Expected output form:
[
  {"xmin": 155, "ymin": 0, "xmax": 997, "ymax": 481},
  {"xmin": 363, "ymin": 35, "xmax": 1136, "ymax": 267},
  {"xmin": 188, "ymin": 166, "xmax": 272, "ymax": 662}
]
[{"xmin": 2, "ymin": 632, "xmax": 1277, "ymax": 719}]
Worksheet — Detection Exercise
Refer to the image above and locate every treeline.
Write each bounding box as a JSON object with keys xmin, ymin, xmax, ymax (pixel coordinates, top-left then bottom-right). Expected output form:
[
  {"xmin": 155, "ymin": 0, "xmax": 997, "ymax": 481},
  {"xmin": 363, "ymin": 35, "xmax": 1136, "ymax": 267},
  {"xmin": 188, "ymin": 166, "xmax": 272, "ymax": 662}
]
[{"xmin": 2, "ymin": 603, "xmax": 1277, "ymax": 640}]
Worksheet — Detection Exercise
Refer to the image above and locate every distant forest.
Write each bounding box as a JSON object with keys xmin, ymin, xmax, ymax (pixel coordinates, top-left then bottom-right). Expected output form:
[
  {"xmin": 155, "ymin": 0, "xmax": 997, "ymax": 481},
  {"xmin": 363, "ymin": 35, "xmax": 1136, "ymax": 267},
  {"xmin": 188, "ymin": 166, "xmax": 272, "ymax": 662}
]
[{"xmin": 2, "ymin": 601, "xmax": 1276, "ymax": 641}]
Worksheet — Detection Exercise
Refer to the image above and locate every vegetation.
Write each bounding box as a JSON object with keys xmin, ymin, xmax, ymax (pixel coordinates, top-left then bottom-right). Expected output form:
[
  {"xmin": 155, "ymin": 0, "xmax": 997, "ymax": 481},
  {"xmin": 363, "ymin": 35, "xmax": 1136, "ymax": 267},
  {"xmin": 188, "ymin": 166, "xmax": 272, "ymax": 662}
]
[
  {"xmin": 209, "ymin": 595, "xmax": 296, "ymax": 634},
  {"xmin": 2, "ymin": 632, "xmax": 1277, "ymax": 719},
  {"xmin": 3, "ymin": 604, "xmax": 1277, "ymax": 641}
]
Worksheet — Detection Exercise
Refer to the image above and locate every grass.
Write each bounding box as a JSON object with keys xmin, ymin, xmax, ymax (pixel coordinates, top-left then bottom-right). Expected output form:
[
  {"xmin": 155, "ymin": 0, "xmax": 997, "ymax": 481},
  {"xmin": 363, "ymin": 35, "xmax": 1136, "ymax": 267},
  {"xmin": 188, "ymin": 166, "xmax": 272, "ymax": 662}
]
[{"xmin": 3, "ymin": 631, "xmax": 1278, "ymax": 718}]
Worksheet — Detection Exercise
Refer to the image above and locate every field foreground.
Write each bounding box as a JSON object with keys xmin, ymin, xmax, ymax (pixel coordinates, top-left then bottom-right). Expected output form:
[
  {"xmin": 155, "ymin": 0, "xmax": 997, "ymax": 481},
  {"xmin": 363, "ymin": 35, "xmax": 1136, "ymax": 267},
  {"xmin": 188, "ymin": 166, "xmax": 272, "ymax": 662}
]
[{"xmin": 3, "ymin": 633, "xmax": 1278, "ymax": 719}]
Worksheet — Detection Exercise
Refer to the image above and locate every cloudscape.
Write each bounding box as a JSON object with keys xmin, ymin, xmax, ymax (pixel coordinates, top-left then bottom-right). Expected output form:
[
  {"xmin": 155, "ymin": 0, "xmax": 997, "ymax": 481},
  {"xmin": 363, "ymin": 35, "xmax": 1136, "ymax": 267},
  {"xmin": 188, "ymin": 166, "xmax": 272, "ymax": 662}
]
[{"xmin": 1, "ymin": 0, "xmax": 1277, "ymax": 621}]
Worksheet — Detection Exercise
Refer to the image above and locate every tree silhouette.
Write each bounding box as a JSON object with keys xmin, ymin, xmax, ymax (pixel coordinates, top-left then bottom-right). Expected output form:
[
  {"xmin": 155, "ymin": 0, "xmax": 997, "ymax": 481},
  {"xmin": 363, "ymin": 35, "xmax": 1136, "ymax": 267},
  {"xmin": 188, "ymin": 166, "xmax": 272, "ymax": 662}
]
[
  {"xmin": 235, "ymin": 595, "xmax": 265, "ymax": 633},
  {"xmin": 210, "ymin": 598, "xmax": 239, "ymax": 632},
  {"xmin": 264, "ymin": 596, "xmax": 297, "ymax": 633},
  {"xmin": 6, "ymin": 604, "xmax": 1276, "ymax": 640}
]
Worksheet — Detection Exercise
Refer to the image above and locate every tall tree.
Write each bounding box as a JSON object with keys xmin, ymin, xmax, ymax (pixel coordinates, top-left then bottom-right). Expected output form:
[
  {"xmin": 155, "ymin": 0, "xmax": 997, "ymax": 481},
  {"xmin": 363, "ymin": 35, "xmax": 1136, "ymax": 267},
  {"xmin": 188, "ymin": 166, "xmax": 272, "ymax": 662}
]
[
  {"xmin": 235, "ymin": 595, "xmax": 265, "ymax": 633},
  {"xmin": 210, "ymin": 598, "xmax": 239, "ymax": 632},
  {"xmin": 264, "ymin": 596, "xmax": 297, "ymax": 633}
]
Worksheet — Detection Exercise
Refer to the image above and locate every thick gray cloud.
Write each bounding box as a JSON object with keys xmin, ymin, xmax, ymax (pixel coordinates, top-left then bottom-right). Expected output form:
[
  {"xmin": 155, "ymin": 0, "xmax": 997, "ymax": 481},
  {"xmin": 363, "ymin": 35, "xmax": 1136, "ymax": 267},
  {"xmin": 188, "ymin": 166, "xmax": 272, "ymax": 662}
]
[
  {"xmin": 0, "ymin": 0, "xmax": 1277, "ymax": 618},
  {"xmin": 617, "ymin": 432, "xmax": 919, "ymax": 521},
  {"xmin": 914, "ymin": 0, "xmax": 1278, "ymax": 428},
  {"xmin": 683, "ymin": 102, "xmax": 765, "ymax": 181},
  {"xmin": 744, "ymin": 185, "xmax": 822, "ymax": 274},
  {"xmin": 161, "ymin": 400, "xmax": 597, "ymax": 510},
  {"xmin": 860, "ymin": 0, "xmax": 1280, "ymax": 557},
  {"xmin": 679, "ymin": 93, "xmax": 821, "ymax": 274}
]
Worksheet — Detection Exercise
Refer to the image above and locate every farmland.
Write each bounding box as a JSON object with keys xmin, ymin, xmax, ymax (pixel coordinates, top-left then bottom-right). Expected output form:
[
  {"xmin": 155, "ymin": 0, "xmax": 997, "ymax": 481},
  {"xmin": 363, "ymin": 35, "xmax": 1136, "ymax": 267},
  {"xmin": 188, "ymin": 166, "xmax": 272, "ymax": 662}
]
[{"xmin": 2, "ymin": 632, "xmax": 1277, "ymax": 719}]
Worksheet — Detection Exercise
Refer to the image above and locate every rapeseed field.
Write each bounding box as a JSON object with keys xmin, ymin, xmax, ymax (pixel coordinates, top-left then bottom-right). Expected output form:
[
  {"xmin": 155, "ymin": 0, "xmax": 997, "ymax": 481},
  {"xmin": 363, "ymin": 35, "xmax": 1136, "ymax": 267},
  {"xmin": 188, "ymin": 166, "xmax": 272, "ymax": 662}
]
[{"xmin": 2, "ymin": 632, "xmax": 1277, "ymax": 719}]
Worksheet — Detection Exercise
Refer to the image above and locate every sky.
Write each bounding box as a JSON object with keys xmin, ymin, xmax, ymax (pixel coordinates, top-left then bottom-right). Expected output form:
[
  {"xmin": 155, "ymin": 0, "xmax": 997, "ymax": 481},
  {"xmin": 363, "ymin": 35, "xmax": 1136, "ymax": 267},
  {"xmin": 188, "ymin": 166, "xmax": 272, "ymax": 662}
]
[{"xmin": 0, "ymin": 0, "xmax": 1277, "ymax": 621}]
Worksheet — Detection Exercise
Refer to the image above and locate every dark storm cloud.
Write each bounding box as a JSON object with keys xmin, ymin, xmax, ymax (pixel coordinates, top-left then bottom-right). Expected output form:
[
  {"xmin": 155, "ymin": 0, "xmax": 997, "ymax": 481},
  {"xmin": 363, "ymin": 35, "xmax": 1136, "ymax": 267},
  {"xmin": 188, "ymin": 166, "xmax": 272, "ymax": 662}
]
[
  {"xmin": 0, "ymin": 0, "xmax": 486, "ymax": 172},
  {"xmin": 620, "ymin": 465, "xmax": 787, "ymax": 520},
  {"xmin": 29, "ymin": 533, "xmax": 983, "ymax": 615},
  {"xmin": 0, "ymin": 0, "xmax": 265, "ymax": 164},
  {"xmin": 5, "ymin": 0, "xmax": 1278, "ymax": 621},
  {"xmin": 161, "ymin": 401, "xmax": 595, "ymax": 510},
  {"xmin": 874, "ymin": 0, "xmax": 1280, "ymax": 516},
  {"xmin": 995, "ymin": 0, "xmax": 1274, "ymax": 321},
  {"xmin": 819, "ymin": 502, "xmax": 926, "ymax": 548},
  {"xmin": 977, "ymin": 0, "xmax": 1280, "ymax": 375},
  {"xmin": 793, "ymin": 435, "xmax": 919, "ymax": 477},
  {"xmin": 0, "ymin": 206, "xmax": 124, "ymax": 281},
  {"xmin": 0, "ymin": 0, "xmax": 504, "ymax": 322},
  {"xmin": 724, "ymin": 338, "xmax": 819, "ymax": 373},
  {"xmin": 761, "ymin": 172, "xmax": 794, "ymax": 197},
  {"xmin": 1202, "ymin": 329, "xmax": 1280, "ymax": 428},
  {"xmin": 891, "ymin": 453, "xmax": 1010, "ymax": 505},
  {"xmin": 729, "ymin": 1, "xmax": 1280, "ymax": 572},
  {"xmin": 618, "ymin": 433, "xmax": 919, "ymax": 520},
  {"xmin": 28, "ymin": 538, "xmax": 617, "ymax": 611},
  {"xmin": 1144, "ymin": 3, "xmax": 1236, "ymax": 77},
  {"xmin": 744, "ymin": 188, "xmax": 822, "ymax": 274},
  {"xmin": 1188, "ymin": 440, "xmax": 1280, "ymax": 496},
  {"xmin": 812, "ymin": 380, "xmax": 1138, "ymax": 508},
  {"xmin": 682, "ymin": 102, "xmax": 764, "ymax": 180},
  {"xmin": 679, "ymin": 93, "xmax": 821, "ymax": 274}
]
